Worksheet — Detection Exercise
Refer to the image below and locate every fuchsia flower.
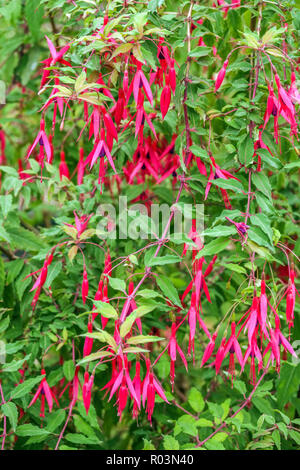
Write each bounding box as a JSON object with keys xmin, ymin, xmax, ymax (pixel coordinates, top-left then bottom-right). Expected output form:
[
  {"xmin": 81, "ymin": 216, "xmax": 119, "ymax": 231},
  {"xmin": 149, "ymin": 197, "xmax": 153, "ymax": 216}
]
[
  {"xmin": 214, "ymin": 322, "xmax": 243, "ymax": 382},
  {"xmin": 82, "ymin": 372, "xmax": 94, "ymax": 414},
  {"xmin": 205, "ymin": 156, "xmax": 240, "ymax": 208},
  {"xmin": 289, "ymin": 71, "xmax": 300, "ymax": 105},
  {"xmin": 142, "ymin": 359, "xmax": 169, "ymax": 424},
  {"xmin": 27, "ymin": 250, "xmax": 55, "ymax": 310},
  {"xmin": 85, "ymin": 128, "xmax": 117, "ymax": 191},
  {"xmin": 40, "ymin": 36, "xmax": 71, "ymax": 89},
  {"xmin": 83, "ymin": 322, "xmax": 93, "ymax": 357},
  {"xmin": 226, "ymin": 217, "xmax": 249, "ymax": 240},
  {"xmin": 59, "ymin": 150, "xmax": 70, "ymax": 180},
  {"xmin": 264, "ymin": 315, "xmax": 297, "ymax": 372},
  {"xmin": 106, "ymin": 356, "xmax": 139, "ymax": 421},
  {"xmin": 188, "ymin": 291, "xmax": 211, "ymax": 361},
  {"xmin": 241, "ymin": 330, "xmax": 263, "ymax": 385},
  {"xmin": 64, "ymin": 211, "xmax": 92, "ymax": 239},
  {"xmin": 168, "ymin": 323, "xmax": 188, "ymax": 390},
  {"xmin": 28, "ymin": 369, "xmax": 59, "ymax": 417},
  {"xmin": 132, "ymin": 361, "xmax": 142, "ymax": 419},
  {"xmin": 81, "ymin": 266, "xmax": 89, "ymax": 305},
  {"xmin": 214, "ymin": 58, "xmax": 229, "ymax": 92},
  {"xmin": 201, "ymin": 331, "xmax": 218, "ymax": 367},
  {"xmin": 26, "ymin": 119, "xmax": 52, "ymax": 164},
  {"xmin": 77, "ymin": 148, "xmax": 85, "ymax": 185}
]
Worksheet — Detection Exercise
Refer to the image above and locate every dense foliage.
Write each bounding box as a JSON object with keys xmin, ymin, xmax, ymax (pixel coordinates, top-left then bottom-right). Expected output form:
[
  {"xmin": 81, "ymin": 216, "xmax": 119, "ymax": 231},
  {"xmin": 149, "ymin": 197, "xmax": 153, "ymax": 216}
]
[{"xmin": 0, "ymin": 0, "xmax": 299, "ymax": 451}]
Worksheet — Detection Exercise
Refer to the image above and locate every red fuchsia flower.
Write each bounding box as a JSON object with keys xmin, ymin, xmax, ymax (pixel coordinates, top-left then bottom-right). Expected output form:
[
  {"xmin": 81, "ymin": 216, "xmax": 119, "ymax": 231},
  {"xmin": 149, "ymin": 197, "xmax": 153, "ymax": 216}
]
[
  {"xmin": 83, "ymin": 322, "xmax": 93, "ymax": 357},
  {"xmin": 285, "ymin": 269, "xmax": 299, "ymax": 331},
  {"xmin": 201, "ymin": 331, "xmax": 218, "ymax": 367},
  {"xmin": 142, "ymin": 359, "xmax": 169, "ymax": 424},
  {"xmin": 264, "ymin": 315, "xmax": 297, "ymax": 372},
  {"xmin": 0, "ymin": 129, "xmax": 6, "ymax": 164},
  {"xmin": 81, "ymin": 266, "xmax": 89, "ymax": 305},
  {"xmin": 40, "ymin": 36, "xmax": 71, "ymax": 89},
  {"xmin": 241, "ymin": 330, "xmax": 263, "ymax": 385},
  {"xmin": 225, "ymin": 216, "xmax": 249, "ymax": 240},
  {"xmin": 28, "ymin": 369, "xmax": 59, "ymax": 417},
  {"xmin": 111, "ymin": 89, "xmax": 127, "ymax": 126},
  {"xmin": 288, "ymin": 71, "xmax": 300, "ymax": 105},
  {"xmin": 26, "ymin": 250, "xmax": 55, "ymax": 310},
  {"xmin": 59, "ymin": 150, "xmax": 70, "ymax": 180},
  {"xmin": 187, "ymin": 291, "xmax": 211, "ymax": 361},
  {"xmin": 77, "ymin": 147, "xmax": 85, "ymax": 185},
  {"xmin": 59, "ymin": 366, "xmax": 80, "ymax": 407},
  {"xmin": 18, "ymin": 159, "xmax": 33, "ymax": 184},
  {"xmin": 132, "ymin": 361, "xmax": 142, "ymax": 419},
  {"xmin": 26, "ymin": 119, "xmax": 52, "ymax": 164},
  {"xmin": 276, "ymin": 267, "xmax": 299, "ymax": 333},
  {"xmin": 160, "ymin": 76, "xmax": 171, "ymax": 120},
  {"xmin": 82, "ymin": 372, "xmax": 94, "ymax": 414},
  {"xmin": 120, "ymin": 282, "xmax": 142, "ymax": 333},
  {"xmin": 274, "ymin": 74, "xmax": 298, "ymax": 139},
  {"xmin": 127, "ymin": 63, "xmax": 154, "ymax": 107},
  {"xmin": 168, "ymin": 323, "xmax": 188, "ymax": 390},
  {"xmin": 237, "ymin": 294, "xmax": 269, "ymax": 346},
  {"xmin": 64, "ymin": 211, "xmax": 92, "ymax": 239},
  {"xmin": 85, "ymin": 128, "xmax": 117, "ymax": 192},
  {"xmin": 215, "ymin": 322, "xmax": 243, "ymax": 383},
  {"xmin": 205, "ymin": 156, "xmax": 240, "ymax": 208},
  {"xmin": 214, "ymin": 58, "xmax": 229, "ymax": 92},
  {"xmin": 107, "ymin": 356, "xmax": 139, "ymax": 419}
]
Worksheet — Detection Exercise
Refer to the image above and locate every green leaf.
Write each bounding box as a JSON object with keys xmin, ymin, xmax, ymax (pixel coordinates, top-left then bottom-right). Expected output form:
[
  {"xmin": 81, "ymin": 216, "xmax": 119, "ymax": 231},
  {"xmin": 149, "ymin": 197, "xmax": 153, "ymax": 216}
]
[
  {"xmin": 46, "ymin": 409, "xmax": 66, "ymax": 433},
  {"xmin": 1, "ymin": 402, "xmax": 18, "ymax": 431},
  {"xmin": 272, "ymin": 429, "xmax": 281, "ymax": 450},
  {"xmin": 127, "ymin": 335, "xmax": 162, "ymax": 345},
  {"xmin": 25, "ymin": 0, "xmax": 44, "ymax": 42},
  {"xmin": 63, "ymin": 360, "xmax": 75, "ymax": 381},
  {"xmin": 93, "ymin": 301, "xmax": 118, "ymax": 319},
  {"xmin": 196, "ymin": 237, "xmax": 229, "ymax": 257},
  {"xmin": 77, "ymin": 350, "xmax": 113, "ymax": 365},
  {"xmin": 10, "ymin": 374, "xmax": 44, "ymax": 400},
  {"xmin": 156, "ymin": 275, "xmax": 182, "ymax": 308},
  {"xmin": 276, "ymin": 362, "xmax": 300, "ymax": 408},
  {"xmin": 163, "ymin": 435, "xmax": 180, "ymax": 450},
  {"xmin": 252, "ymin": 173, "xmax": 272, "ymax": 200},
  {"xmin": 210, "ymin": 178, "xmax": 245, "ymax": 193},
  {"xmin": 148, "ymin": 255, "xmax": 181, "ymax": 267},
  {"xmin": 16, "ymin": 424, "xmax": 50, "ymax": 437},
  {"xmin": 188, "ymin": 387, "xmax": 205, "ymax": 413},
  {"xmin": 238, "ymin": 135, "xmax": 254, "ymax": 166},
  {"xmin": 109, "ymin": 278, "xmax": 126, "ymax": 292},
  {"xmin": 203, "ymin": 225, "xmax": 235, "ymax": 237},
  {"xmin": 65, "ymin": 433, "xmax": 101, "ymax": 445}
]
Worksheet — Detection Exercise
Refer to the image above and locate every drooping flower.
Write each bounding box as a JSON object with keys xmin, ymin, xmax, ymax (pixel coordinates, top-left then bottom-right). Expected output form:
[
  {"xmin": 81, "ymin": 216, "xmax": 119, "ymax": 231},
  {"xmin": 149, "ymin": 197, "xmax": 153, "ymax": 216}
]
[{"xmin": 28, "ymin": 369, "xmax": 59, "ymax": 417}]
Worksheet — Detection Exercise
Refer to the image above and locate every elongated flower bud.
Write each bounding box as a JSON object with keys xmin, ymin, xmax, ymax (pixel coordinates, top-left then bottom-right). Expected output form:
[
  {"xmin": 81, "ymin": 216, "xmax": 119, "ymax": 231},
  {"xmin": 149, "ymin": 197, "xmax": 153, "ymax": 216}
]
[{"xmin": 214, "ymin": 59, "xmax": 229, "ymax": 92}]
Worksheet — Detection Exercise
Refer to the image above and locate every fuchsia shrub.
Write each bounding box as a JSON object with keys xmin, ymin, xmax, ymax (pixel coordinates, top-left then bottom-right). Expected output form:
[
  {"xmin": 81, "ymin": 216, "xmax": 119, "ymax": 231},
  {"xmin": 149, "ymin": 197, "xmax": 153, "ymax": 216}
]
[{"xmin": 0, "ymin": 0, "xmax": 299, "ymax": 451}]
